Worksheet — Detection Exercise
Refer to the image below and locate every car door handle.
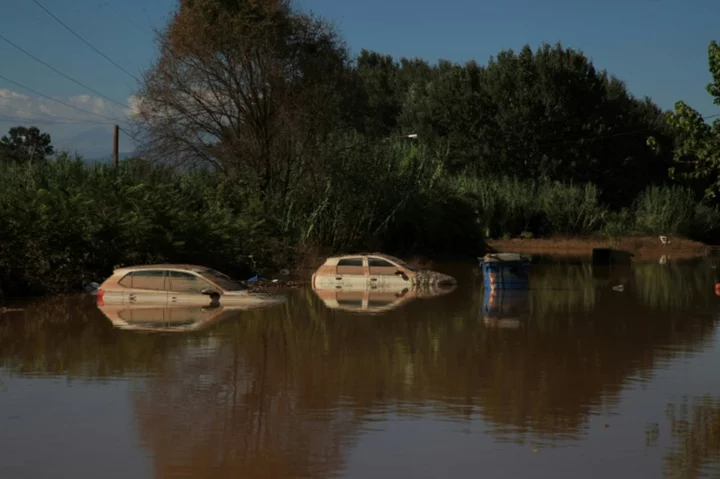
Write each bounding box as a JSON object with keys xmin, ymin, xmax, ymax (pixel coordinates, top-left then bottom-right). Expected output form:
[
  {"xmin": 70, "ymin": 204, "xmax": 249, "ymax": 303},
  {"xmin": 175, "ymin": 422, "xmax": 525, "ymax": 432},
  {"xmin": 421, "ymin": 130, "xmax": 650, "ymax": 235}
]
[
  {"xmin": 370, "ymin": 278, "xmax": 377, "ymax": 281},
  {"xmin": 171, "ymin": 297, "xmax": 177, "ymax": 302},
  {"xmin": 335, "ymin": 277, "xmax": 342, "ymax": 280}
]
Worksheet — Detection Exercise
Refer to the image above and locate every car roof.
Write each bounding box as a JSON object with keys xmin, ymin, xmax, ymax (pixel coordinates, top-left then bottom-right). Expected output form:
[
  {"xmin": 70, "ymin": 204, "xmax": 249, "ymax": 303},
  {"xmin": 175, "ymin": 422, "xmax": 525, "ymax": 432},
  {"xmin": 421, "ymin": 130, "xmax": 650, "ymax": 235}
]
[
  {"xmin": 324, "ymin": 253, "xmax": 407, "ymax": 264},
  {"xmin": 113, "ymin": 264, "xmax": 210, "ymax": 274}
]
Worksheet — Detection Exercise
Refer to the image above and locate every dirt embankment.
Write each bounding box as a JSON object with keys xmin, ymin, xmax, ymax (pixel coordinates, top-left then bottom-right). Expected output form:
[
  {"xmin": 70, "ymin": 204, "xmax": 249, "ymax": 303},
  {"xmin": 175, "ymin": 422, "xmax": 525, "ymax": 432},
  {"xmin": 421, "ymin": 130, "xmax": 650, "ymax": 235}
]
[{"xmin": 486, "ymin": 236, "xmax": 713, "ymax": 260}]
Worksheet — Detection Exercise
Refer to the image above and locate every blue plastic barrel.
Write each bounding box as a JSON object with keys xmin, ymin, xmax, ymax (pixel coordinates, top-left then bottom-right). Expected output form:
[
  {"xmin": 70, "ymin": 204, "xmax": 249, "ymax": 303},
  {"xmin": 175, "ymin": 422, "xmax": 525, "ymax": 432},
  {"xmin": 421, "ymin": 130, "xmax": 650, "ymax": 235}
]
[{"xmin": 479, "ymin": 253, "xmax": 531, "ymax": 291}]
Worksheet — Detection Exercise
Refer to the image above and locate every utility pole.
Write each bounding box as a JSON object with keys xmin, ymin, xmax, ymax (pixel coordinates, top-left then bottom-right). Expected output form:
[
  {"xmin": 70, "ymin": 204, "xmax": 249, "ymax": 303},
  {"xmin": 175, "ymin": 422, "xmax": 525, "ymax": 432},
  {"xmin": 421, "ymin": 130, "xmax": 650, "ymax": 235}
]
[{"xmin": 112, "ymin": 124, "xmax": 119, "ymax": 168}]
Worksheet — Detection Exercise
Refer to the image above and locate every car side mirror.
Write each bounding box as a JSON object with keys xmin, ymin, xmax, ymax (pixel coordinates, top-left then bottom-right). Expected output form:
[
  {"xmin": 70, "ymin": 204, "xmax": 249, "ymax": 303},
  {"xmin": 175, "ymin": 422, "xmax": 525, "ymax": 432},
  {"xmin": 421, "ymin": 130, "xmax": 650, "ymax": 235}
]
[
  {"xmin": 201, "ymin": 288, "xmax": 219, "ymax": 296},
  {"xmin": 395, "ymin": 270, "xmax": 409, "ymax": 280}
]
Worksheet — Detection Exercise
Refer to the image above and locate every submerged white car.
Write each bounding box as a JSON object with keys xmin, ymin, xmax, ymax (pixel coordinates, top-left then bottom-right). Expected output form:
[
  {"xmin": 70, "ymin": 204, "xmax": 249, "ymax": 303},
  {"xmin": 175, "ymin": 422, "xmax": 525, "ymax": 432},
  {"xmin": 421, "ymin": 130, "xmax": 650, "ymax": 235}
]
[
  {"xmin": 96, "ymin": 264, "xmax": 285, "ymax": 308},
  {"xmin": 311, "ymin": 253, "xmax": 456, "ymax": 291}
]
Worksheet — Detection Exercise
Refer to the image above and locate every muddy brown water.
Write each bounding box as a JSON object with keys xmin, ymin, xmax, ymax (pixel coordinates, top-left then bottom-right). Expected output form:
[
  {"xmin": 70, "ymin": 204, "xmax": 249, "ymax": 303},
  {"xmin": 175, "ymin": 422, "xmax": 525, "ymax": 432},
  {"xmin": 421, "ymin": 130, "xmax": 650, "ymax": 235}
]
[{"xmin": 1, "ymin": 258, "xmax": 720, "ymax": 479}]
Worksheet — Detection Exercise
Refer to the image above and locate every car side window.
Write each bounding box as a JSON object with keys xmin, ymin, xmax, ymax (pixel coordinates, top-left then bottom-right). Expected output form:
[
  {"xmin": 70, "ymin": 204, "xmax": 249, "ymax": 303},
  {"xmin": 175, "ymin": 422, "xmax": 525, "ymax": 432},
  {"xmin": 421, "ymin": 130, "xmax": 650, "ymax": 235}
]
[
  {"xmin": 169, "ymin": 271, "xmax": 213, "ymax": 294},
  {"xmin": 337, "ymin": 257, "xmax": 365, "ymax": 275},
  {"xmin": 368, "ymin": 258, "xmax": 400, "ymax": 276},
  {"xmin": 128, "ymin": 270, "xmax": 168, "ymax": 290},
  {"xmin": 368, "ymin": 258, "xmax": 394, "ymax": 268}
]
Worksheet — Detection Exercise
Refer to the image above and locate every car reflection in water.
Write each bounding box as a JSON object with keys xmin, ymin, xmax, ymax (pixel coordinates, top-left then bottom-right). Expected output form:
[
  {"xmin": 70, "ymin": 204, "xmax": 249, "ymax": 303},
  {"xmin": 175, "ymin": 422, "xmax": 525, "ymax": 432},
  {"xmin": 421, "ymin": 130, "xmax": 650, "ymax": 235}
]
[
  {"xmin": 481, "ymin": 289, "xmax": 531, "ymax": 329},
  {"xmin": 313, "ymin": 283, "xmax": 456, "ymax": 314},
  {"xmin": 98, "ymin": 304, "xmax": 249, "ymax": 333}
]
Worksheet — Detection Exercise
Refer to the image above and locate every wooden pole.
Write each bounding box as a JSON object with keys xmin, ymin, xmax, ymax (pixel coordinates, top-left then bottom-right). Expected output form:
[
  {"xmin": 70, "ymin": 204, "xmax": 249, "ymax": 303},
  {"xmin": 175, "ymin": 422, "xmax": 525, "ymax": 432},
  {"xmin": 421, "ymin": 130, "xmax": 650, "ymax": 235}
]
[{"xmin": 112, "ymin": 124, "xmax": 119, "ymax": 168}]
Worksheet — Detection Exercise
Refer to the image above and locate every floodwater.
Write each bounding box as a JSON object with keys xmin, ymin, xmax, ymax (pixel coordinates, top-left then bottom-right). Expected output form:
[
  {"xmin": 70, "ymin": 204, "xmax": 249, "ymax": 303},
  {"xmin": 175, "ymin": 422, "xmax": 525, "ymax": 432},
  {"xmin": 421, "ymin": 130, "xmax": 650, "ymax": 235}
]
[{"xmin": 1, "ymin": 258, "xmax": 720, "ymax": 479}]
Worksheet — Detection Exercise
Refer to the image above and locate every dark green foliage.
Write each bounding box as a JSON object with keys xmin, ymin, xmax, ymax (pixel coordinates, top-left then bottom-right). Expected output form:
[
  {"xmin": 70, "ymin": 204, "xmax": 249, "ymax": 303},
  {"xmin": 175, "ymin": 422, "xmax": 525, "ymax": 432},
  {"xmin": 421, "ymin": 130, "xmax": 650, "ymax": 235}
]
[
  {"xmin": 658, "ymin": 41, "xmax": 720, "ymax": 200},
  {"xmin": 0, "ymin": 155, "xmax": 262, "ymax": 295},
  {"xmin": 348, "ymin": 43, "xmax": 675, "ymax": 207},
  {"xmin": 0, "ymin": 126, "xmax": 54, "ymax": 164}
]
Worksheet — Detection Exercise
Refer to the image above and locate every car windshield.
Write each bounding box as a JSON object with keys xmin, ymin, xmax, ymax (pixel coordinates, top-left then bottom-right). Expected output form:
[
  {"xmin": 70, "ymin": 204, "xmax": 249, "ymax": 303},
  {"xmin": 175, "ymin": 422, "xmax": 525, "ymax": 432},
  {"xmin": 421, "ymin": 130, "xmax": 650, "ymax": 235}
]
[
  {"xmin": 200, "ymin": 269, "xmax": 246, "ymax": 291},
  {"xmin": 384, "ymin": 256, "xmax": 415, "ymax": 271}
]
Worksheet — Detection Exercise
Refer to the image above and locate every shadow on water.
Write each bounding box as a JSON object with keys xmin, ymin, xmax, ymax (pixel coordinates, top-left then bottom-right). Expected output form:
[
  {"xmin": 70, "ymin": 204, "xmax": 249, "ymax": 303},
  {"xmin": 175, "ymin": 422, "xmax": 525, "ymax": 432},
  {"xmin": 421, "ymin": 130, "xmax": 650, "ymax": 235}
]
[{"xmin": 0, "ymin": 258, "xmax": 719, "ymax": 478}]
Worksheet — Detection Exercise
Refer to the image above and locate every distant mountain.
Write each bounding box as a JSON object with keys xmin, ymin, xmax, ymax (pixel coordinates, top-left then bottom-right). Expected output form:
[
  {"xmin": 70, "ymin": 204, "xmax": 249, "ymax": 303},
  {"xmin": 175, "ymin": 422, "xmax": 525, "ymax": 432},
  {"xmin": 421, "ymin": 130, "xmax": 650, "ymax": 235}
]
[{"xmin": 54, "ymin": 126, "xmax": 138, "ymax": 160}]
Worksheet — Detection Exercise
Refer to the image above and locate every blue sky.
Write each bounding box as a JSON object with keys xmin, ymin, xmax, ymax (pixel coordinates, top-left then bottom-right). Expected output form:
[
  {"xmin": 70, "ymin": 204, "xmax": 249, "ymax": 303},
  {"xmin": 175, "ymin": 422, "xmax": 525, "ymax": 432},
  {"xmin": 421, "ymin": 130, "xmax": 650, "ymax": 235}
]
[{"xmin": 1, "ymin": 0, "xmax": 719, "ymax": 149}]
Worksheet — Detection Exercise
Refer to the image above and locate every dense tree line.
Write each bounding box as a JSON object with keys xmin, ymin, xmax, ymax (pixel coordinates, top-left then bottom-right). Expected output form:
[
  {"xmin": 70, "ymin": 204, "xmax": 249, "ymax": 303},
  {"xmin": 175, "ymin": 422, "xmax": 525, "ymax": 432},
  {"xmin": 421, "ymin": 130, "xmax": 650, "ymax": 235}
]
[
  {"xmin": 1, "ymin": 0, "xmax": 719, "ymax": 294},
  {"xmin": 135, "ymin": 0, "xmax": 677, "ymax": 208}
]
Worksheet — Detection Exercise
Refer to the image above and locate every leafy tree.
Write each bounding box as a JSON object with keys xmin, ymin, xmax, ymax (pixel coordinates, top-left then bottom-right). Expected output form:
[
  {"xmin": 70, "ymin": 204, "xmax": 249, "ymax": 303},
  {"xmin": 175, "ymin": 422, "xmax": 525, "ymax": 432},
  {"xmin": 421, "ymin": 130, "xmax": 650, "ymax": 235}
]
[
  {"xmin": 654, "ymin": 41, "xmax": 720, "ymax": 200},
  {"xmin": 0, "ymin": 126, "xmax": 54, "ymax": 164},
  {"xmin": 349, "ymin": 43, "xmax": 673, "ymax": 205}
]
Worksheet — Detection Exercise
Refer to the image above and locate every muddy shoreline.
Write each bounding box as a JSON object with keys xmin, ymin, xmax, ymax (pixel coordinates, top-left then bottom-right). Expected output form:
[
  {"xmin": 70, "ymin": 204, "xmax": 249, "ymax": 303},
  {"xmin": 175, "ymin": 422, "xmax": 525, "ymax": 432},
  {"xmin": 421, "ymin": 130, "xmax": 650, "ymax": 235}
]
[{"xmin": 486, "ymin": 235, "xmax": 714, "ymax": 260}]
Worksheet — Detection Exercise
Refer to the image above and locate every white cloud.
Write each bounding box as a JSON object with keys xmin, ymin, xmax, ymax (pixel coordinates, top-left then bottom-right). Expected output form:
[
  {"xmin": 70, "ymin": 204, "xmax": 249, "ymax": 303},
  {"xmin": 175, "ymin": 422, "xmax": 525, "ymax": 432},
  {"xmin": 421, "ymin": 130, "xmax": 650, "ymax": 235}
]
[
  {"xmin": 127, "ymin": 94, "xmax": 142, "ymax": 116},
  {"xmin": 0, "ymin": 89, "xmax": 30, "ymax": 102},
  {"xmin": 0, "ymin": 88, "xmax": 137, "ymax": 125}
]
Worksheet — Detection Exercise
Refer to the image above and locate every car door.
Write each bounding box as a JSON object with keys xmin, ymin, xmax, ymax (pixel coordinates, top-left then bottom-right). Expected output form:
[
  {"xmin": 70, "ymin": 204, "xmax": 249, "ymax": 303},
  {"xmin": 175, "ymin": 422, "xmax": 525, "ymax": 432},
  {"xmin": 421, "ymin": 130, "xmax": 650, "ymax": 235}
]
[
  {"xmin": 167, "ymin": 270, "xmax": 217, "ymax": 305},
  {"xmin": 367, "ymin": 256, "xmax": 383, "ymax": 289},
  {"xmin": 335, "ymin": 257, "xmax": 366, "ymax": 291},
  {"xmin": 124, "ymin": 270, "xmax": 169, "ymax": 305},
  {"xmin": 368, "ymin": 257, "xmax": 409, "ymax": 289}
]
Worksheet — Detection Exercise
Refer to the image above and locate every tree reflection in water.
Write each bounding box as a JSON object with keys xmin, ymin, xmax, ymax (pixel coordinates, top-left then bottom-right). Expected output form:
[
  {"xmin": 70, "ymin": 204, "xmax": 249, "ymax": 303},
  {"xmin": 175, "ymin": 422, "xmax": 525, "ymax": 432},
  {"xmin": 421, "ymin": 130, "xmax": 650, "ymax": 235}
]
[{"xmin": 661, "ymin": 396, "xmax": 720, "ymax": 479}]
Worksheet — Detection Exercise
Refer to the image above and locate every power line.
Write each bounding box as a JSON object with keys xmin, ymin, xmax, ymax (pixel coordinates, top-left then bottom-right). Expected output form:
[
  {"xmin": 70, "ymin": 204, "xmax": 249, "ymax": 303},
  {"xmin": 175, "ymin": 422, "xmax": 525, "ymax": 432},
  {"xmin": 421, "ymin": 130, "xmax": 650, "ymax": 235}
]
[
  {"xmin": 0, "ymin": 74, "xmax": 127, "ymax": 123},
  {"xmin": 118, "ymin": 125, "xmax": 140, "ymax": 142},
  {"xmin": 30, "ymin": 0, "xmax": 141, "ymax": 83},
  {"xmin": 0, "ymin": 33, "xmax": 130, "ymax": 110}
]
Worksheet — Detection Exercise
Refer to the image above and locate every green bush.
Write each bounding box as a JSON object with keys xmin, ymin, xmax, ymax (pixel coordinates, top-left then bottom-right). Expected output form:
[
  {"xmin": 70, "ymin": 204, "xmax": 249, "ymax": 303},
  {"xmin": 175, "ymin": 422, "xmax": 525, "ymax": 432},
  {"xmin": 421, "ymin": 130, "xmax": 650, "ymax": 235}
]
[
  {"xmin": 602, "ymin": 209, "xmax": 633, "ymax": 238},
  {"xmin": 0, "ymin": 156, "xmax": 261, "ymax": 295},
  {"xmin": 536, "ymin": 180, "xmax": 605, "ymax": 235},
  {"xmin": 632, "ymin": 185, "xmax": 720, "ymax": 238},
  {"xmin": 633, "ymin": 186, "xmax": 696, "ymax": 235}
]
